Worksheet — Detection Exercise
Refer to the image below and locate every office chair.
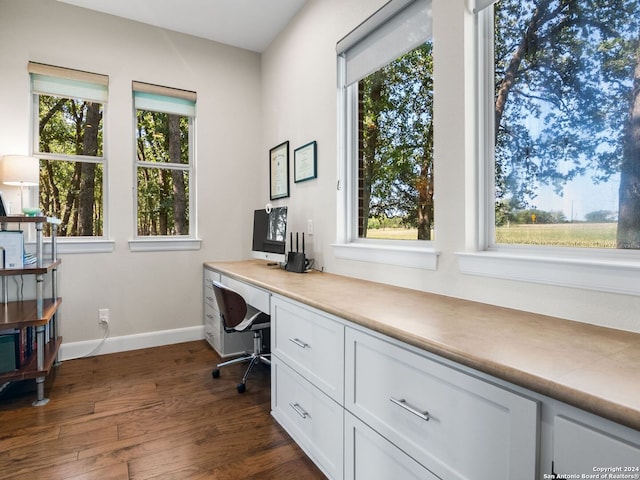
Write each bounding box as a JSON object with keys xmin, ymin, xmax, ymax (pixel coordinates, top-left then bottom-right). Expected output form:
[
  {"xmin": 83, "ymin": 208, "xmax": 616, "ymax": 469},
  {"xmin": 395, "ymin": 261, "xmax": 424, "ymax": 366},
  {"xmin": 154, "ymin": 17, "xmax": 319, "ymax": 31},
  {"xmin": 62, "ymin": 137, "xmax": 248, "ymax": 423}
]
[{"xmin": 210, "ymin": 280, "xmax": 271, "ymax": 393}]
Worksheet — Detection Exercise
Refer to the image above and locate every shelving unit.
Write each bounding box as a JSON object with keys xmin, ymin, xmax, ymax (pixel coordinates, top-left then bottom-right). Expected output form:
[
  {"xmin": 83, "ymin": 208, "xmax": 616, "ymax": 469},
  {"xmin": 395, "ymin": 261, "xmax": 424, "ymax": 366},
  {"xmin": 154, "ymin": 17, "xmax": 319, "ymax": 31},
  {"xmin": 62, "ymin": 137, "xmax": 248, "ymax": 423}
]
[{"xmin": 0, "ymin": 216, "xmax": 61, "ymax": 406}]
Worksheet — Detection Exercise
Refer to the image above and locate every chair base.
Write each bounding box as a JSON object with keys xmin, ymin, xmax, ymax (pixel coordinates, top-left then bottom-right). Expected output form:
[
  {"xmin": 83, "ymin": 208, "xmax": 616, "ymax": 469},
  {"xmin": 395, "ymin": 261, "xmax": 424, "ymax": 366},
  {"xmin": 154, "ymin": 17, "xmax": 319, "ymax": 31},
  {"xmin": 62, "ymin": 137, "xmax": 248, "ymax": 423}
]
[{"xmin": 212, "ymin": 352, "xmax": 271, "ymax": 393}]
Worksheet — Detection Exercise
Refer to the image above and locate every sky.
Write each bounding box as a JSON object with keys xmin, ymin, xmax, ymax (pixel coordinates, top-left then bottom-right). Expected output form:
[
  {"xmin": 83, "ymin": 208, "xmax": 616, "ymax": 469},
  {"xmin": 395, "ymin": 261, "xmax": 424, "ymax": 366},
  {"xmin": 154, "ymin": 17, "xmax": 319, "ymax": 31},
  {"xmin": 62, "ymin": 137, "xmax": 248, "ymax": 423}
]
[{"xmin": 532, "ymin": 173, "xmax": 620, "ymax": 221}]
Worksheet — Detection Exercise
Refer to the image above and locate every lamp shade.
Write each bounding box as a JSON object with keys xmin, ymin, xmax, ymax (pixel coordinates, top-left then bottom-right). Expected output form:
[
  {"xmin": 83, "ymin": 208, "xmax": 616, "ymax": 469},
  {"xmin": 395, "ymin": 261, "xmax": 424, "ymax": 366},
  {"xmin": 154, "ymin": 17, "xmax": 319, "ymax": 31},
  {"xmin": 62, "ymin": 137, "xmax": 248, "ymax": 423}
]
[{"xmin": 2, "ymin": 155, "xmax": 40, "ymax": 186}]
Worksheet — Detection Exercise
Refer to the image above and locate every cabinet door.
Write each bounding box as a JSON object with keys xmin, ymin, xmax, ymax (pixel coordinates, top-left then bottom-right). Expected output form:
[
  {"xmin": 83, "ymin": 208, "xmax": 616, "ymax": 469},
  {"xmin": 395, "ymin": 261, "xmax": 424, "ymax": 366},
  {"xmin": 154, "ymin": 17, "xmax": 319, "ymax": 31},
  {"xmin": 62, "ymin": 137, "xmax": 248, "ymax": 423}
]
[
  {"xmin": 345, "ymin": 327, "xmax": 539, "ymax": 480},
  {"xmin": 271, "ymin": 296, "xmax": 344, "ymax": 403},
  {"xmin": 272, "ymin": 357, "xmax": 344, "ymax": 480},
  {"xmin": 345, "ymin": 412, "xmax": 440, "ymax": 480},
  {"xmin": 553, "ymin": 415, "xmax": 640, "ymax": 475}
]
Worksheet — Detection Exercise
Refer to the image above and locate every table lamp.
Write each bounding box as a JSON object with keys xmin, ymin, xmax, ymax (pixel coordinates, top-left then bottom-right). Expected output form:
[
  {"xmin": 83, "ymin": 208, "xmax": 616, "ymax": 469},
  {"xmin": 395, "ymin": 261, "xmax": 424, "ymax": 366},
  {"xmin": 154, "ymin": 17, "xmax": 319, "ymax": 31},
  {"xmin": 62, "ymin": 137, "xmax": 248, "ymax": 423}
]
[{"xmin": 1, "ymin": 155, "xmax": 40, "ymax": 215}]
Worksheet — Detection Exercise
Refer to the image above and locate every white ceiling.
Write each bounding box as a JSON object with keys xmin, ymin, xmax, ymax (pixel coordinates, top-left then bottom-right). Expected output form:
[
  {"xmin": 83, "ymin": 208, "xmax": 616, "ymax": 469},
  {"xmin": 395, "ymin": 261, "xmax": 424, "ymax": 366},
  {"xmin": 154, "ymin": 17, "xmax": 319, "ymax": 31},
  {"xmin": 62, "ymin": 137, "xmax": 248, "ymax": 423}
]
[{"xmin": 56, "ymin": 0, "xmax": 309, "ymax": 52}]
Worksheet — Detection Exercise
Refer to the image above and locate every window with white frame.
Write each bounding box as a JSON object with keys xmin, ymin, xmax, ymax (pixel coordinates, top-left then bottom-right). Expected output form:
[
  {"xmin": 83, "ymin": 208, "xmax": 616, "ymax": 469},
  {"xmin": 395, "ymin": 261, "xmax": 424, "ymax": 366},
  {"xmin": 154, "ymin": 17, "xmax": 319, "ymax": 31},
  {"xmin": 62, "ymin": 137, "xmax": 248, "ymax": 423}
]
[
  {"xmin": 337, "ymin": 0, "xmax": 434, "ymax": 247},
  {"xmin": 480, "ymin": 0, "xmax": 640, "ymax": 251},
  {"xmin": 461, "ymin": 0, "xmax": 640, "ymax": 295},
  {"xmin": 133, "ymin": 82, "xmax": 195, "ymax": 238},
  {"xmin": 30, "ymin": 62, "xmax": 107, "ymax": 237}
]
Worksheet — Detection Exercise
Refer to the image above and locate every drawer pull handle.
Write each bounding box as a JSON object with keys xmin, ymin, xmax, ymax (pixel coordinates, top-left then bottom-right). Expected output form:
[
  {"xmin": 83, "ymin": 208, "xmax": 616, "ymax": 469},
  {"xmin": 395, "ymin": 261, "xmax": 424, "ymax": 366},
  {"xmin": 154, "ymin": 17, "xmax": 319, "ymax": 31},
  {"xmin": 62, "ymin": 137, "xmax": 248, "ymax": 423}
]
[
  {"xmin": 289, "ymin": 338, "xmax": 309, "ymax": 349},
  {"xmin": 289, "ymin": 402, "xmax": 309, "ymax": 419},
  {"xmin": 390, "ymin": 397, "xmax": 430, "ymax": 422}
]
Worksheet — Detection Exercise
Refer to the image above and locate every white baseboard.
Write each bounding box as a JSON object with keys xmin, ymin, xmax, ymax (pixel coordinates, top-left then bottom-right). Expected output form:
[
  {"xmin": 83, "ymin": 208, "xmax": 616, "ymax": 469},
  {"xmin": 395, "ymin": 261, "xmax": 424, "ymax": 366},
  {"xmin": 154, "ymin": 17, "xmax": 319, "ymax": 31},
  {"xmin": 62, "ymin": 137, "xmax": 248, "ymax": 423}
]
[{"xmin": 58, "ymin": 325, "xmax": 205, "ymax": 361}]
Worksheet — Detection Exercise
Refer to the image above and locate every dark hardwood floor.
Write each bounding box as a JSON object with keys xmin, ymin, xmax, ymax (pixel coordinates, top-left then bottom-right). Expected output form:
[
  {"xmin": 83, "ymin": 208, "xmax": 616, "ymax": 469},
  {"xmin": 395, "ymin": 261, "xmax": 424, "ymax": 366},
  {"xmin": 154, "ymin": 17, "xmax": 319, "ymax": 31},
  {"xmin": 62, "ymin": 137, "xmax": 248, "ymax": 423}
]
[{"xmin": 0, "ymin": 340, "xmax": 325, "ymax": 479}]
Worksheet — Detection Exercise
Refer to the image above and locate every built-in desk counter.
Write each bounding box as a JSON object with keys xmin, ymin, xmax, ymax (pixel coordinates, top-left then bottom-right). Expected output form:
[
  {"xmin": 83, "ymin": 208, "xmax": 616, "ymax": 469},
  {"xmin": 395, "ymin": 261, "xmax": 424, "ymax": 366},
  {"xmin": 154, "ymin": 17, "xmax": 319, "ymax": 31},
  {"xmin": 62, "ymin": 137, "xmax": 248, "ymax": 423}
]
[
  {"xmin": 206, "ymin": 259, "xmax": 639, "ymax": 430},
  {"xmin": 205, "ymin": 260, "xmax": 640, "ymax": 479}
]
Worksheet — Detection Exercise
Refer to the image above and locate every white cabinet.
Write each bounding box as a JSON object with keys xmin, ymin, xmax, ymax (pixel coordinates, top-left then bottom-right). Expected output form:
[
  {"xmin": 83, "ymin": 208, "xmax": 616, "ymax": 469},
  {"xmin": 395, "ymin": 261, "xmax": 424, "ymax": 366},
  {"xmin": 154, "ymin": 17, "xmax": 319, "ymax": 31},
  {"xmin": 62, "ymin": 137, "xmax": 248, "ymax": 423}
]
[
  {"xmin": 202, "ymin": 268, "xmax": 254, "ymax": 357},
  {"xmin": 206, "ymin": 265, "xmax": 639, "ymax": 480},
  {"xmin": 272, "ymin": 357, "xmax": 344, "ymax": 480},
  {"xmin": 271, "ymin": 295, "xmax": 344, "ymax": 403},
  {"xmin": 345, "ymin": 327, "xmax": 539, "ymax": 480},
  {"xmin": 270, "ymin": 295, "xmax": 345, "ymax": 479},
  {"xmin": 552, "ymin": 415, "xmax": 640, "ymax": 476},
  {"xmin": 345, "ymin": 412, "xmax": 439, "ymax": 480}
]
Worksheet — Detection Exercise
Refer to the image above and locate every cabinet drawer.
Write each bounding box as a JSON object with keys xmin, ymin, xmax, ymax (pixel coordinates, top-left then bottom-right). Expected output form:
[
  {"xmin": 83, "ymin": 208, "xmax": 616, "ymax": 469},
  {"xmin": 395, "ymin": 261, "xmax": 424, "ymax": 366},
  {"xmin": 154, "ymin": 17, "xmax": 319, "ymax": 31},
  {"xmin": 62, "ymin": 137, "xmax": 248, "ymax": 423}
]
[
  {"xmin": 272, "ymin": 296, "xmax": 344, "ymax": 403},
  {"xmin": 204, "ymin": 322, "xmax": 220, "ymax": 351},
  {"xmin": 204, "ymin": 302, "xmax": 218, "ymax": 327},
  {"xmin": 553, "ymin": 415, "xmax": 640, "ymax": 475},
  {"xmin": 272, "ymin": 357, "xmax": 344, "ymax": 480},
  {"xmin": 345, "ymin": 328, "xmax": 538, "ymax": 480},
  {"xmin": 221, "ymin": 275, "xmax": 270, "ymax": 314},
  {"xmin": 345, "ymin": 411, "xmax": 439, "ymax": 480},
  {"xmin": 203, "ymin": 268, "xmax": 221, "ymax": 287},
  {"xmin": 203, "ymin": 269, "xmax": 220, "ymax": 308}
]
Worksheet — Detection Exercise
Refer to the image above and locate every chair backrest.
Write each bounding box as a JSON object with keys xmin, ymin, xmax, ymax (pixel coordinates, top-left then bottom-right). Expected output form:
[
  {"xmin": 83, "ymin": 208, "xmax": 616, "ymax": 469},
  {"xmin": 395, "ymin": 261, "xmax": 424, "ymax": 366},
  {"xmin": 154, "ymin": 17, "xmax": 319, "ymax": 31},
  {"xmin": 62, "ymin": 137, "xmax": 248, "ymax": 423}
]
[{"xmin": 211, "ymin": 281, "xmax": 248, "ymax": 330}]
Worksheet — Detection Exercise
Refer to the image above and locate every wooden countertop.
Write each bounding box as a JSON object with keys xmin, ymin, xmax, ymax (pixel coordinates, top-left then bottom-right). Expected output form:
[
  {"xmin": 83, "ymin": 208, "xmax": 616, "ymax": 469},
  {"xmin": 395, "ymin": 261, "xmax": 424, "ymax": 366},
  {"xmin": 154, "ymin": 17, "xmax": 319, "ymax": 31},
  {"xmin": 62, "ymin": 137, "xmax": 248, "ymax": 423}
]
[{"xmin": 205, "ymin": 260, "xmax": 640, "ymax": 431}]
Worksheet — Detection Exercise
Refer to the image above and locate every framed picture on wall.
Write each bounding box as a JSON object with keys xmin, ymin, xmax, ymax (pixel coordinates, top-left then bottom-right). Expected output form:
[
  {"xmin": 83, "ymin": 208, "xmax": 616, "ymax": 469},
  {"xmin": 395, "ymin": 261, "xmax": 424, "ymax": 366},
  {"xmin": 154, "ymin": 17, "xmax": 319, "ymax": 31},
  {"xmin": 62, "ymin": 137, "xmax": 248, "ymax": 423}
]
[
  {"xmin": 294, "ymin": 141, "xmax": 317, "ymax": 183},
  {"xmin": 269, "ymin": 141, "xmax": 290, "ymax": 200}
]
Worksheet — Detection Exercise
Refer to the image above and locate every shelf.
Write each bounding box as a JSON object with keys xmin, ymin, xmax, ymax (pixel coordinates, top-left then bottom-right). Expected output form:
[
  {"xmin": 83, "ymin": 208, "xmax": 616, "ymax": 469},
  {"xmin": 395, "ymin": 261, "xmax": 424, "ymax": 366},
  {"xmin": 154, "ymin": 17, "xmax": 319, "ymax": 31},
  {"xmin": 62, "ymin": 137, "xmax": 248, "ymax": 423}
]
[
  {"xmin": 0, "ymin": 259, "xmax": 61, "ymax": 276},
  {"xmin": 0, "ymin": 216, "xmax": 61, "ymax": 225},
  {"xmin": 0, "ymin": 213, "xmax": 62, "ymax": 406},
  {"xmin": 0, "ymin": 298, "xmax": 62, "ymax": 330},
  {"xmin": 0, "ymin": 336, "xmax": 62, "ymax": 382}
]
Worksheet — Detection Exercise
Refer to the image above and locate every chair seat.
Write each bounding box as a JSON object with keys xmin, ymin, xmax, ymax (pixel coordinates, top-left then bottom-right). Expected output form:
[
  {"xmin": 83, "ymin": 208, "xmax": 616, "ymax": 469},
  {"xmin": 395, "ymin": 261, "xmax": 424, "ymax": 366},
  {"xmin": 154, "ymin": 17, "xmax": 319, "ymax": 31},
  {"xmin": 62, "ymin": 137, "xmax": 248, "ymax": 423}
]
[{"xmin": 229, "ymin": 305, "xmax": 270, "ymax": 333}]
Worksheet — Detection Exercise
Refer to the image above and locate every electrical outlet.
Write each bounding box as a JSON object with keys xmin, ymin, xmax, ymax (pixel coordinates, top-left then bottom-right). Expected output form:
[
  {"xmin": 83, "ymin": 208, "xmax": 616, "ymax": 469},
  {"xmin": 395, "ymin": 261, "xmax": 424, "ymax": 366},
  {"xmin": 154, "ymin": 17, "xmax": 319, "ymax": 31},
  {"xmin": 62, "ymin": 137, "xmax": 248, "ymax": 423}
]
[
  {"xmin": 98, "ymin": 308, "xmax": 109, "ymax": 325},
  {"xmin": 307, "ymin": 219, "xmax": 314, "ymax": 235}
]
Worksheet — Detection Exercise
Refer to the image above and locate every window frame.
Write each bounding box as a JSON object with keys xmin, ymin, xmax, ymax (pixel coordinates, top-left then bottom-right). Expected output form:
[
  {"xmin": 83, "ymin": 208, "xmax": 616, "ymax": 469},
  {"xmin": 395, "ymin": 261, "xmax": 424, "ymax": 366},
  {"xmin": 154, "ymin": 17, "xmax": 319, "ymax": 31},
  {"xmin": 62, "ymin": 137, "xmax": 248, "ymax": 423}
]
[
  {"xmin": 456, "ymin": 4, "xmax": 640, "ymax": 296},
  {"xmin": 334, "ymin": 0, "xmax": 439, "ymax": 270},
  {"xmin": 130, "ymin": 82, "xmax": 200, "ymax": 252},
  {"xmin": 30, "ymin": 62, "xmax": 113, "ymax": 253}
]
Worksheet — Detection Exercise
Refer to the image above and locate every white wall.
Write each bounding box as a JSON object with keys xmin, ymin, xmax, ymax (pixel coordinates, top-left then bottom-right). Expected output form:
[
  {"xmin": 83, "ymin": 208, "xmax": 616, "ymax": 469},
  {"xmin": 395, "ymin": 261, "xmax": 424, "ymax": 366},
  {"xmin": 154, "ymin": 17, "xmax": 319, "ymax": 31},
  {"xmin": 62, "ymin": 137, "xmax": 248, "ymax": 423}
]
[
  {"xmin": 0, "ymin": 0, "xmax": 263, "ymax": 356},
  {"xmin": 261, "ymin": 0, "xmax": 640, "ymax": 333}
]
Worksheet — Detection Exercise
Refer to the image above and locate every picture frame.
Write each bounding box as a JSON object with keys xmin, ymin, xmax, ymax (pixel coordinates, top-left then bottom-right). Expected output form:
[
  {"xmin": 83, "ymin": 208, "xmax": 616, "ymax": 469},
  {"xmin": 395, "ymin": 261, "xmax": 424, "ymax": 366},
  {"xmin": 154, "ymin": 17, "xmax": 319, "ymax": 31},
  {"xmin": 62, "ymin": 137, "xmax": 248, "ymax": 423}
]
[
  {"xmin": 269, "ymin": 141, "xmax": 290, "ymax": 200},
  {"xmin": 294, "ymin": 141, "xmax": 317, "ymax": 183}
]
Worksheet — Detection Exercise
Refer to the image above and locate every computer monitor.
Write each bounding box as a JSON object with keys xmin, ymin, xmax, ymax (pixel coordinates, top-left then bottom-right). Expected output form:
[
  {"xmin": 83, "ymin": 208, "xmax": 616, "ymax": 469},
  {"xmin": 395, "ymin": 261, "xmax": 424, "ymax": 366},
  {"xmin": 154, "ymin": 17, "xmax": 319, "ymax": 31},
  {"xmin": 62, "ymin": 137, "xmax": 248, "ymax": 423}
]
[{"xmin": 251, "ymin": 206, "xmax": 288, "ymax": 264}]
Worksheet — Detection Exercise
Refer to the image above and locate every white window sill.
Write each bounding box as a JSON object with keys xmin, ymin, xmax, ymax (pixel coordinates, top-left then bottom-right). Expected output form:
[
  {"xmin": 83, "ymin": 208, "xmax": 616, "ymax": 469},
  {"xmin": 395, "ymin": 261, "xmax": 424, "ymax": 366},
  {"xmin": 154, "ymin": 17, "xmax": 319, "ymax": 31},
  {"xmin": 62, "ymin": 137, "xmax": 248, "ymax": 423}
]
[
  {"xmin": 128, "ymin": 237, "xmax": 202, "ymax": 252},
  {"xmin": 332, "ymin": 242, "xmax": 439, "ymax": 270},
  {"xmin": 456, "ymin": 249, "xmax": 640, "ymax": 296},
  {"xmin": 27, "ymin": 238, "xmax": 115, "ymax": 255}
]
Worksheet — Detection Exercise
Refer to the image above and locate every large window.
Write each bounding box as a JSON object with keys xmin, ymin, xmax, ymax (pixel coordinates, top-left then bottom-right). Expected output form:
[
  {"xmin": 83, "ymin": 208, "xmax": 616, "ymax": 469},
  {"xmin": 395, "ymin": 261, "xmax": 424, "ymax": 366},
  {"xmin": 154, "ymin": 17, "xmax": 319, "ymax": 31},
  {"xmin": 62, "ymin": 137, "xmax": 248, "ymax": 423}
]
[
  {"xmin": 338, "ymin": 0, "xmax": 434, "ymax": 246},
  {"xmin": 30, "ymin": 62, "xmax": 107, "ymax": 237},
  {"xmin": 133, "ymin": 82, "xmax": 195, "ymax": 238},
  {"xmin": 483, "ymin": 0, "xmax": 640, "ymax": 250}
]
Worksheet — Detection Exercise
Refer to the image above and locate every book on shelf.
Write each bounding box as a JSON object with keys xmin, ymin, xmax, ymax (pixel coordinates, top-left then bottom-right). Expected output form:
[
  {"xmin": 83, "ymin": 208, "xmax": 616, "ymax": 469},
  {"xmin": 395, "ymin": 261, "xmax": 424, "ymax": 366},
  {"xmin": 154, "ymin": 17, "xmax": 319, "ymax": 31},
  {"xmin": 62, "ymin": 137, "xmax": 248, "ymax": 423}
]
[
  {"xmin": 0, "ymin": 230, "xmax": 24, "ymax": 269},
  {"xmin": 23, "ymin": 252, "xmax": 37, "ymax": 265},
  {"xmin": 0, "ymin": 327, "xmax": 36, "ymax": 373},
  {"xmin": 0, "ymin": 331, "xmax": 19, "ymax": 373}
]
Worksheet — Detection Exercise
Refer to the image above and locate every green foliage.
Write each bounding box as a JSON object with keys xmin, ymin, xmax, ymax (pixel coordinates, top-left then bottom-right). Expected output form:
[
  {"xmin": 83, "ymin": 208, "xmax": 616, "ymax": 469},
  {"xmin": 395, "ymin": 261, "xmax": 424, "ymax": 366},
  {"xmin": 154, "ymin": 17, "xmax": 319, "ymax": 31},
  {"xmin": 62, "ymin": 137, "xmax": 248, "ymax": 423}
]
[
  {"xmin": 136, "ymin": 110, "xmax": 190, "ymax": 236},
  {"xmin": 38, "ymin": 95, "xmax": 103, "ymax": 236},
  {"xmin": 508, "ymin": 209, "xmax": 567, "ymax": 224},
  {"xmin": 584, "ymin": 210, "xmax": 617, "ymax": 223},
  {"xmin": 367, "ymin": 216, "xmax": 405, "ymax": 230}
]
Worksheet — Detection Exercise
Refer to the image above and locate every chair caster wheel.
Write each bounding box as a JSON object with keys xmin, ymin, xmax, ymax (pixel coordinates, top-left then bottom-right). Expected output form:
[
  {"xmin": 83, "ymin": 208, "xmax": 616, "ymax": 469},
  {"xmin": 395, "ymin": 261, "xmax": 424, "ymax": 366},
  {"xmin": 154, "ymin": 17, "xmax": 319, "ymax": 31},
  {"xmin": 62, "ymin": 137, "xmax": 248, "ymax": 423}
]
[
  {"xmin": 212, "ymin": 369, "xmax": 220, "ymax": 378},
  {"xmin": 236, "ymin": 383, "xmax": 246, "ymax": 393}
]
